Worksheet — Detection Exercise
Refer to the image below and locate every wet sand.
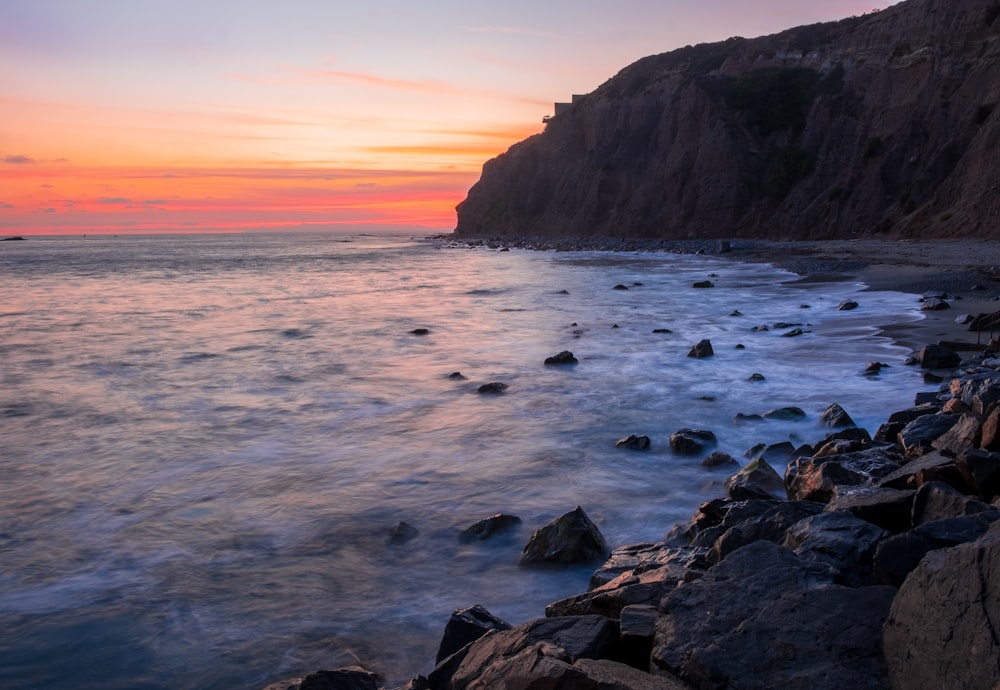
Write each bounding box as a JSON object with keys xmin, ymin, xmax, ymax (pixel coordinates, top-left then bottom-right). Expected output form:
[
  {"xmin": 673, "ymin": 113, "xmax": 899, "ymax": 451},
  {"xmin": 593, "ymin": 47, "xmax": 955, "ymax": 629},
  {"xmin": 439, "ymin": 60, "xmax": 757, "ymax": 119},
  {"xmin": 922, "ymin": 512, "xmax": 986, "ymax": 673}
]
[{"xmin": 727, "ymin": 239, "xmax": 1000, "ymax": 352}]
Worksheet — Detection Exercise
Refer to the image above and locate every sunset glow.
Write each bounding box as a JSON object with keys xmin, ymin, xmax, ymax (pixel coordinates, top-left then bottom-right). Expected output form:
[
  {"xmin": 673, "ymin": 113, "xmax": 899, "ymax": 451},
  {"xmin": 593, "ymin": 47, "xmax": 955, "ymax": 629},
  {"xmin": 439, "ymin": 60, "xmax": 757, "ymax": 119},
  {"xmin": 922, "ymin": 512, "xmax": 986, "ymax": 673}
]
[{"xmin": 0, "ymin": 1, "xmax": 899, "ymax": 235}]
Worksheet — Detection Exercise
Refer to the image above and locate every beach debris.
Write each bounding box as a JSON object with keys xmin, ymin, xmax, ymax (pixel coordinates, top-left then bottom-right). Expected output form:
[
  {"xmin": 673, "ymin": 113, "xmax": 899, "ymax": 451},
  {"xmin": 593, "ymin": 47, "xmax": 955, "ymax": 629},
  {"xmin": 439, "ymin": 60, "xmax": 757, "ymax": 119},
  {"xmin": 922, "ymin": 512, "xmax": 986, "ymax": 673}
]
[
  {"xmin": 687, "ymin": 339, "xmax": 714, "ymax": 358},
  {"xmin": 615, "ymin": 434, "xmax": 651, "ymax": 451},
  {"xmin": 519, "ymin": 506, "xmax": 608, "ymax": 566},
  {"xmin": 838, "ymin": 299, "xmax": 859, "ymax": 311},
  {"xmin": 543, "ymin": 350, "xmax": 578, "ymax": 366},
  {"xmin": 669, "ymin": 428, "xmax": 718, "ymax": 455},
  {"xmin": 477, "ymin": 382, "xmax": 509, "ymax": 394},
  {"xmin": 458, "ymin": 514, "xmax": 522, "ymax": 544}
]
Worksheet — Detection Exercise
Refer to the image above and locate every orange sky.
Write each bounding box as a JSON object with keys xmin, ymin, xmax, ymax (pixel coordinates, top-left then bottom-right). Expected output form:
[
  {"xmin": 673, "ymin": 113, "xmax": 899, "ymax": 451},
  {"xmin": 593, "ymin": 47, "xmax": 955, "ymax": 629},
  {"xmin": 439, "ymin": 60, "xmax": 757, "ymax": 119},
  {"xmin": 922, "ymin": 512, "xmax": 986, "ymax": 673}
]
[{"xmin": 0, "ymin": 1, "xmax": 899, "ymax": 235}]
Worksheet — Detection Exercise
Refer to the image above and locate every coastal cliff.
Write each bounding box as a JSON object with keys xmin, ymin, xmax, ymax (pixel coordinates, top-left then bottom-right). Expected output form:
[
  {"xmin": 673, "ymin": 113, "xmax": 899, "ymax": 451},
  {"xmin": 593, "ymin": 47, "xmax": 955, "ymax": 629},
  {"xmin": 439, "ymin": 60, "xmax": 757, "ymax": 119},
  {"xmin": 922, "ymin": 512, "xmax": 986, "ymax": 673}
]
[{"xmin": 455, "ymin": 0, "xmax": 1000, "ymax": 241}]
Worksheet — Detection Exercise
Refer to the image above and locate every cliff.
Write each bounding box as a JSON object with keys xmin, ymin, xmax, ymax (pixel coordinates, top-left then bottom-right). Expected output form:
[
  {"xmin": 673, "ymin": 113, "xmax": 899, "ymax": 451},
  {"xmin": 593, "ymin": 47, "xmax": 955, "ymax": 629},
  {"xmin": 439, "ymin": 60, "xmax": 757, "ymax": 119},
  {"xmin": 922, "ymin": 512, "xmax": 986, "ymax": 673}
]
[{"xmin": 454, "ymin": 0, "xmax": 1000, "ymax": 241}]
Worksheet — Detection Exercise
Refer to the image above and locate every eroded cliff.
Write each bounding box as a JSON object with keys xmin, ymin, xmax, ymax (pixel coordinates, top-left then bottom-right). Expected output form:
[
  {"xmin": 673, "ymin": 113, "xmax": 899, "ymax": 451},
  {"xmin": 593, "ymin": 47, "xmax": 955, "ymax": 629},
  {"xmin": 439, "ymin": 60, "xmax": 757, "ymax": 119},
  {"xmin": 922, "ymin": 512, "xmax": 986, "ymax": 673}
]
[{"xmin": 455, "ymin": 0, "xmax": 1000, "ymax": 240}]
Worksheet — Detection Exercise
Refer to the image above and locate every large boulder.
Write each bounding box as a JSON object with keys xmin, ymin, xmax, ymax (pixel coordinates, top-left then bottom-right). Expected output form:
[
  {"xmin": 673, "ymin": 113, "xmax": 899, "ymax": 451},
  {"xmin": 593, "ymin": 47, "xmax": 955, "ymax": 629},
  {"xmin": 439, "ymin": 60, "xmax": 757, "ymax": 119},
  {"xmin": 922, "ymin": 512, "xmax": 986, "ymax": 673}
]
[
  {"xmin": 435, "ymin": 605, "xmax": 512, "ymax": 664},
  {"xmin": 956, "ymin": 448, "xmax": 1000, "ymax": 501},
  {"xmin": 949, "ymin": 372, "xmax": 1000, "ymax": 413},
  {"xmin": 781, "ymin": 510, "xmax": 889, "ymax": 587},
  {"xmin": 687, "ymin": 339, "xmax": 714, "ymax": 358},
  {"xmin": 883, "ymin": 525, "xmax": 1000, "ymax": 690},
  {"xmin": 724, "ymin": 458, "xmax": 786, "ymax": 501},
  {"xmin": 911, "ymin": 481, "xmax": 997, "ymax": 525},
  {"xmin": 897, "ymin": 414, "xmax": 961, "ymax": 458},
  {"xmin": 918, "ymin": 344, "xmax": 961, "ymax": 369},
  {"xmin": 708, "ymin": 500, "xmax": 824, "ymax": 563},
  {"xmin": 785, "ymin": 446, "xmax": 903, "ymax": 503},
  {"xmin": 520, "ymin": 507, "xmax": 609, "ymax": 566},
  {"xmin": 820, "ymin": 402, "xmax": 856, "ymax": 428},
  {"xmin": 930, "ymin": 412, "xmax": 983, "ymax": 456},
  {"xmin": 668, "ymin": 428, "xmax": 717, "ymax": 455},
  {"xmin": 652, "ymin": 541, "xmax": 894, "ymax": 690},
  {"xmin": 825, "ymin": 487, "xmax": 916, "ymax": 533}
]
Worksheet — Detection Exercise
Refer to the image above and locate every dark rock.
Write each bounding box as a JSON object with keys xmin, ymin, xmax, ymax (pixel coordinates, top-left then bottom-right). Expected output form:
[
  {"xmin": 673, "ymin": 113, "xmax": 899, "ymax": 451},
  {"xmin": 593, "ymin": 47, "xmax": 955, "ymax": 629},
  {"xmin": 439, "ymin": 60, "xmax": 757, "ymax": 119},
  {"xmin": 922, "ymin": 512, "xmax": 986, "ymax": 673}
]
[
  {"xmin": 709, "ymin": 501, "xmax": 824, "ymax": 563},
  {"xmin": 435, "ymin": 605, "xmax": 512, "ymax": 664},
  {"xmin": 877, "ymin": 450, "xmax": 955, "ymax": 490},
  {"xmin": 759, "ymin": 441, "xmax": 797, "ymax": 464},
  {"xmin": 812, "ymin": 437, "xmax": 870, "ymax": 458},
  {"xmin": 668, "ymin": 428, "xmax": 717, "ymax": 455},
  {"xmin": 883, "ymin": 527, "xmax": 1000, "ymax": 690},
  {"xmin": 388, "ymin": 521, "xmax": 419, "ymax": 545},
  {"xmin": 544, "ymin": 350, "xmax": 579, "ymax": 365},
  {"xmin": 458, "ymin": 514, "xmax": 522, "ymax": 543},
  {"xmin": 887, "ymin": 403, "xmax": 942, "ymax": 425},
  {"xmin": 410, "ymin": 328, "xmax": 431, "ymax": 335},
  {"xmin": 616, "ymin": 434, "xmax": 651, "ymax": 451},
  {"xmin": 747, "ymin": 372, "xmax": 766, "ymax": 382},
  {"xmin": 873, "ymin": 512, "xmax": 1000, "ymax": 587},
  {"xmin": 733, "ymin": 412, "xmax": 764, "ymax": 424},
  {"xmin": 782, "ymin": 510, "xmax": 889, "ymax": 586},
  {"xmin": 682, "ymin": 499, "xmax": 784, "ymax": 550},
  {"xmin": 874, "ymin": 421, "xmax": 905, "ymax": 444},
  {"xmin": 701, "ymin": 451, "xmax": 738, "ymax": 469},
  {"xmin": 762, "ymin": 406, "xmax": 806, "ymax": 421},
  {"xmin": 931, "ymin": 412, "xmax": 983, "ymax": 455},
  {"xmin": 725, "ymin": 458, "xmax": 785, "ymax": 501},
  {"xmin": 918, "ymin": 344, "xmax": 961, "ymax": 369},
  {"xmin": 686, "ymin": 339, "xmax": 713, "ymax": 358},
  {"xmin": 781, "ymin": 328, "xmax": 805, "ymax": 337},
  {"xmin": 298, "ymin": 667, "xmax": 378, "ymax": 690},
  {"xmin": 613, "ymin": 284, "xmax": 630, "ymax": 291},
  {"xmin": 825, "ymin": 487, "xmax": 916, "ymax": 534},
  {"xmin": 651, "ymin": 328, "xmax": 672, "ymax": 334},
  {"xmin": 911, "ymin": 481, "xmax": 996, "ymax": 525},
  {"xmin": 588, "ymin": 543, "xmax": 710, "ymax": 589},
  {"xmin": 864, "ymin": 361, "xmax": 888, "ymax": 376},
  {"xmin": 619, "ymin": 605, "xmax": 659, "ymax": 671},
  {"xmin": 919, "ymin": 297, "xmax": 949, "ymax": 311},
  {"xmin": 729, "ymin": 309, "xmax": 743, "ymax": 316},
  {"xmin": 751, "ymin": 325, "xmax": 769, "ymax": 332},
  {"xmin": 785, "ymin": 446, "xmax": 903, "ymax": 503},
  {"xmin": 476, "ymin": 382, "xmax": 508, "ymax": 394},
  {"xmin": 950, "ymin": 373, "xmax": 1000, "ymax": 414},
  {"xmin": 520, "ymin": 506, "xmax": 609, "ymax": 567},
  {"xmin": 448, "ymin": 372, "xmax": 466, "ymax": 380},
  {"xmin": 956, "ymin": 448, "xmax": 1000, "ymax": 501},
  {"xmin": 691, "ymin": 280, "xmax": 714, "ymax": 288},
  {"xmin": 838, "ymin": 299, "xmax": 859, "ymax": 311},
  {"xmin": 942, "ymin": 397, "xmax": 970, "ymax": 414},
  {"xmin": 981, "ymin": 405, "xmax": 1000, "ymax": 450},
  {"xmin": 898, "ymin": 413, "xmax": 961, "ymax": 458},
  {"xmin": 652, "ymin": 541, "xmax": 894, "ymax": 690},
  {"xmin": 438, "ymin": 615, "xmax": 621, "ymax": 690},
  {"xmin": 824, "ymin": 426, "xmax": 872, "ymax": 444},
  {"xmin": 820, "ymin": 402, "xmax": 855, "ymax": 428}
]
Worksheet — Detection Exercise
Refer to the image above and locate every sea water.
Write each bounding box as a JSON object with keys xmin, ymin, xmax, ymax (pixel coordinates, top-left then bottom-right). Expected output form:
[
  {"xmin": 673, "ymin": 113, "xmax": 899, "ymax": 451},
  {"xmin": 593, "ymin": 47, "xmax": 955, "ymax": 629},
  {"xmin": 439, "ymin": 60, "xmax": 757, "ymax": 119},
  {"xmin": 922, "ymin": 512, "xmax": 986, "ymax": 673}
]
[{"xmin": 0, "ymin": 232, "xmax": 930, "ymax": 689}]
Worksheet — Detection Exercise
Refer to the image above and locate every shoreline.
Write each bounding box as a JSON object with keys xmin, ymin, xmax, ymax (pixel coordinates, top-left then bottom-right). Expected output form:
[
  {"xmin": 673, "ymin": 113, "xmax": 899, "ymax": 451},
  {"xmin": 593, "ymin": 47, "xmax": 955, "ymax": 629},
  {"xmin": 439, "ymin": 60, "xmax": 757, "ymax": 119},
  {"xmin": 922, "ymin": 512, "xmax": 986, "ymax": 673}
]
[{"xmin": 447, "ymin": 235, "xmax": 1000, "ymax": 354}]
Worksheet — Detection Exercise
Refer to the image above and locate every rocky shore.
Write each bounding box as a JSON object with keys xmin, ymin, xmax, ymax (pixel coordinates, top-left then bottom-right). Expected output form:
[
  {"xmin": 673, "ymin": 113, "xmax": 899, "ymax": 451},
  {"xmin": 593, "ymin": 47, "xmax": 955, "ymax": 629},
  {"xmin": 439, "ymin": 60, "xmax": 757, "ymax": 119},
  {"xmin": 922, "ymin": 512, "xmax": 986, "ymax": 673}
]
[{"xmin": 266, "ymin": 239, "xmax": 1000, "ymax": 690}]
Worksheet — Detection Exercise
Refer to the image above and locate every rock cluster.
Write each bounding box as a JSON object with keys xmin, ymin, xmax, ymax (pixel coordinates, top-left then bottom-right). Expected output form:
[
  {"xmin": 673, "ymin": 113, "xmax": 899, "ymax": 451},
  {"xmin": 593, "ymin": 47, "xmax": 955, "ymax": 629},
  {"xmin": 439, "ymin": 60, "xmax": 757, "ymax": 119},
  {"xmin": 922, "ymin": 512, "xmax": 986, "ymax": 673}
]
[{"xmin": 267, "ymin": 344, "xmax": 1000, "ymax": 690}]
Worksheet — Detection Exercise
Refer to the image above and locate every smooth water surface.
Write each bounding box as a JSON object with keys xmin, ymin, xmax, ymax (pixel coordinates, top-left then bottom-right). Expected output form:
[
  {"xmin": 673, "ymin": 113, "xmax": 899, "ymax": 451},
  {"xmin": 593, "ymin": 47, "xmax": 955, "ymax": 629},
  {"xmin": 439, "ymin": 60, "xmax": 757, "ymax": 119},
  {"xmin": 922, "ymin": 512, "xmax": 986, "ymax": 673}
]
[{"xmin": 0, "ymin": 233, "xmax": 930, "ymax": 689}]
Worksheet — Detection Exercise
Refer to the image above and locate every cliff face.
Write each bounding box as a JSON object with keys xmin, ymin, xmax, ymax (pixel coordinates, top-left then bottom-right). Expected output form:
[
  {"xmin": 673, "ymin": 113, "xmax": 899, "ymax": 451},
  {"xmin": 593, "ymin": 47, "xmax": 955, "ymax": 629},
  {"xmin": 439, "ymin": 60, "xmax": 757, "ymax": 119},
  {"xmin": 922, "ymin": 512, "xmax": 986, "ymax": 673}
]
[{"xmin": 455, "ymin": 0, "xmax": 1000, "ymax": 240}]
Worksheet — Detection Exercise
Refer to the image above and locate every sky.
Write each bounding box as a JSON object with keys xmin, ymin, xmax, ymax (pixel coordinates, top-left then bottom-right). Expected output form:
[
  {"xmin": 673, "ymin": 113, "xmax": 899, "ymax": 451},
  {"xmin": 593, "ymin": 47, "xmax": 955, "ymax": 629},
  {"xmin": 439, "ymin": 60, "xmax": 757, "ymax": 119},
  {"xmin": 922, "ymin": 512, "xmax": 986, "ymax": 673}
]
[{"xmin": 0, "ymin": 1, "xmax": 899, "ymax": 235}]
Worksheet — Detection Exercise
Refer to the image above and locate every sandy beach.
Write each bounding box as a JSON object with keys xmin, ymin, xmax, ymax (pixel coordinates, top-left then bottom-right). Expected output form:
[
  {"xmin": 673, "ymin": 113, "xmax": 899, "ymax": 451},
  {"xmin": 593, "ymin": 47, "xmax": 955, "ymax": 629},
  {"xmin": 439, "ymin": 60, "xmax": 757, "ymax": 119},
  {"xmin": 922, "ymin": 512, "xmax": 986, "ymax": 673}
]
[{"xmin": 728, "ymin": 238, "xmax": 1000, "ymax": 353}]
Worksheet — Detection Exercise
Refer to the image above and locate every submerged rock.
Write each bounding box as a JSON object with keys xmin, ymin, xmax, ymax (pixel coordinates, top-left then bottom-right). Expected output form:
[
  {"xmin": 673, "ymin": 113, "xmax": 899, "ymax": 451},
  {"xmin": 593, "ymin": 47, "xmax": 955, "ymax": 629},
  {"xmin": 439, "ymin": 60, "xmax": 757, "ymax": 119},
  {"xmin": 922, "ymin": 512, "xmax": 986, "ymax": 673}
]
[
  {"xmin": 544, "ymin": 350, "xmax": 579, "ymax": 365},
  {"xmin": 458, "ymin": 514, "xmax": 522, "ymax": 543},
  {"xmin": 687, "ymin": 339, "xmax": 714, "ymax": 358},
  {"xmin": 616, "ymin": 434, "xmax": 651, "ymax": 451},
  {"xmin": 477, "ymin": 382, "xmax": 508, "ymax": 394},
  {"xmin": 669, "ymin": 428, "xmax": 717, "ymax": 455}
]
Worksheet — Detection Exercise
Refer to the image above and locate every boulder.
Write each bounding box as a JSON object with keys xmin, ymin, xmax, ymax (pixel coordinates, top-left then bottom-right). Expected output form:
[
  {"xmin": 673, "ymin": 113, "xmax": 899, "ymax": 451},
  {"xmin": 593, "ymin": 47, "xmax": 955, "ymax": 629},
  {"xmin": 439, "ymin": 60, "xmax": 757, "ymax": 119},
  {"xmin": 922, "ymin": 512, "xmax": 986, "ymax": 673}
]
[
  {"xmin": 435, "ymin": 615, "xmax": 621, "ymax": 690},
  {"xmin": 701, "ymin": 451, "xmax": 739, "ymax": 469},
  {"xmin": 838, "ymin": 299, "xmax": 859, "ymax": 311},
  {"xmin": 819, "ymin": 402, "xmax": 855, "ymax": 428},
  {"xmin": 477, "ymin": 382, "xmax": 508, "ymax": 394},
  {"xmin": 979, "ymin": 405, "xmax": 1000, "ymax": 450},
  {"xmin": 544, "ymin": 350, "xmax": 579, "ymax": 365},
  {"xmin": 931, "ymin": 413, "xmax": 983, "ymax": 455},
  {"xmin": 762, "ymin": 406, "xmax": 806, "ymax": 421},
  {"xmin": 588, "ymin": 543, "xmax": 711, "ymax": 589},
  {"xmin": 785, "ymin": 446, "xmax": 903, "ymax": 503},
  {"xmin": 956, "ymin": 448, "xmax": 1000, "ymax": 500},
  {"xmin": 668, "ymin": 428, "xmax": 717, "ymax": 455},
  {"xmin": 709, "ymin": 500, "xmax": 824, "ymax": 563},
  {"xmin": 458, "ymin": 514, "xmax": 522, "ymax": 543},
  {"xmin": 898, "ymin": 413, "xmax": 961, "ymax": 457},
  {"xmin": 781, "ymin": 510, "xmax": 889, "ymax": 587},
  {"xmin": 298, "ymin": 667, "xmax": 379, "ymax": 690},
  {"xmin": 520, "ymin": 507, "xmax": 609, "ymax": 566},
  {"xmin": 686, "ymin": 339, "xmax": 714, "ymax": 358},
  {"xmin": 825, "ymin": 487, "xmax": 916, "ymax": 533},
  {"xmin": 876, "ymin": 450, "xmax": 956, "ymax": 490},
  {"xmin": 911, "ymin": 481, "xmax": 997, "ymax": 525},
  {"xmin": 883, "ymin": 526, "xmax": 1000, "ymax": 690},
  {"xmin": 950, "ymin": 373, "xmax": 1000, "ymax": 414},
  {"xmin": 388, "ymin": 521, "xmax": 419, "ymax": 544},
  {"xmin": 747, "ymin": 372, "xmax": 766, "ymax": 382},
  {"xmin": 616, "ymin": 434, "xmax": 651, "ymax": 451},
  {"xmin": 724, "ymin": 458, "xmax": 786, "ymax": 501},
  {"xmin": 411, "ymin": 328, "xmax": 431, "ymax": 336},
  {"xmin": 652, "ymin": 541, "xmax": 894, "ymax": 690},
  {"xmin": 691, "ymin": 280, "xmax": 714, "ymax": 288},
  {"xmin": 918, "ymin": 344, "xmax": 961, "ymax": 369},
  {"xmin": 619, "ymin": 605, "xmax": 659, "ymax": 671},
  {"xmin": 436, "ymin": 605, "xmax": 512, "ymax": 664},
  {"xmin": 873, "ymin": 512, "xmax": 1000, "ymax": 587},
  {"xmin": 919, "ymin": 297, "xmax": 949, "ymax": 311}
]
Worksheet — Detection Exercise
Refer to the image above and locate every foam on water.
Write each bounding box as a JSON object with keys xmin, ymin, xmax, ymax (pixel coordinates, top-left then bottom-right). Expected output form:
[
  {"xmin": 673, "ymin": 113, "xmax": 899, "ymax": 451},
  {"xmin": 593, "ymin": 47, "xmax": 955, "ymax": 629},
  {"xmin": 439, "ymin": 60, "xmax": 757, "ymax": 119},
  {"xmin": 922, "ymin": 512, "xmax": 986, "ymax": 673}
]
[{"xmin": 0, "ymin": 233, "xmax": 931, "ymax": 688}]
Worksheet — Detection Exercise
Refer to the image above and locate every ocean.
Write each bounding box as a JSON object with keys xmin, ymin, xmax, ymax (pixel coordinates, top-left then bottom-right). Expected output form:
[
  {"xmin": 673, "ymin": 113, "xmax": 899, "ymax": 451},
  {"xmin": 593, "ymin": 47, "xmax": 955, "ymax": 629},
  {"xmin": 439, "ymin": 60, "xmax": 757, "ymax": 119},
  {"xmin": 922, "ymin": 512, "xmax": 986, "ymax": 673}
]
[{"xmin": 0, "ymin": 231, "xmax": 930, "ymax": 689}]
